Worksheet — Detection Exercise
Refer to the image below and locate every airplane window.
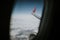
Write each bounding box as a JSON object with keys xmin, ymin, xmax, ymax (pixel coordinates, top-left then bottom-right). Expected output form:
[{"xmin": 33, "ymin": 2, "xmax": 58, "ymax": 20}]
[{"xmin": 10, "ymin": 0, "xmax": 44, "ymax": 40}]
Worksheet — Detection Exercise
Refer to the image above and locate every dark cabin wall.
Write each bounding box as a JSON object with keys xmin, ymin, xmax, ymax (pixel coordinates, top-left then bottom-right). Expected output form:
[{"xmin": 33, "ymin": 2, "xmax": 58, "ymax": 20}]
[
  {"xmin": 39, "ymin": 0, "xmax": 60, "ymax": 40},
  {"xmin": 33, "ymin": 0, "xmax": 60, "ymax": 40},
  {"xmin": 1, "ymin": 0, "xmax": 15, "ymax": 40}
]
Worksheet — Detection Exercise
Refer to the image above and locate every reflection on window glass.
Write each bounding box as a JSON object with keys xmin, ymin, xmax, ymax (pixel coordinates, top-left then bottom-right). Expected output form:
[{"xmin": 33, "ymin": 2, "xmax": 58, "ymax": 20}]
[{"xmin": 10, "ymin": 0, "xmax": 44, "ymax": 40}]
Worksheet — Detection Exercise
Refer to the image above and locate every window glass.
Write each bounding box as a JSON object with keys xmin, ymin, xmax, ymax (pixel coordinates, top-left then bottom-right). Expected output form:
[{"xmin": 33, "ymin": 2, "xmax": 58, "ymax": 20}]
[{"xmin": 10, "ymin": 0, "xmax": 44, "ymax": 40}]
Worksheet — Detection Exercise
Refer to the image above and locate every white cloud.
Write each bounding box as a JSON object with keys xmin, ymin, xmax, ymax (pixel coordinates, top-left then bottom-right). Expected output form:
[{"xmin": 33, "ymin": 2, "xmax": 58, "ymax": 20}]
[{"xmin": 10, "ymin": 14, "xmax": 40, "ymax": 36}]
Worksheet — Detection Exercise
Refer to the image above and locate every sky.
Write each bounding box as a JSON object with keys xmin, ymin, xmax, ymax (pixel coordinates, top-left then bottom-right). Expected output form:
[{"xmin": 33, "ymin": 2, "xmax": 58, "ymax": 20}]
[
  {"xmin": 10, "ymin": 0, "xmax": 44, "ymax": 37},
  {"xmin": 12, "ymin": 0, "xmax": 44, "ymax": 16}
]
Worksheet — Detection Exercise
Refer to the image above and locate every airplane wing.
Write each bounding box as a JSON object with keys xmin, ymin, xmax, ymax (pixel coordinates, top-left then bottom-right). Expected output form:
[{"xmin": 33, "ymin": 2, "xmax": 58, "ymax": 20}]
[
  {"xmin": 32, "ymin": 6, "xmax": 41, "ymax": 20},
  {"xmin": 32, "ymin": 14, "xmax": 41, "ymax": 20}
]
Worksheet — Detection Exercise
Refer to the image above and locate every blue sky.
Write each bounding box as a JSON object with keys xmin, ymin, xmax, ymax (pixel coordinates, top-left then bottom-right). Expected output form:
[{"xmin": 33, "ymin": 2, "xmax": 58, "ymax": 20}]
[
  {"xmin": 12, "ymin": 0, "xmax": 44, "ymax": 16},
  {"xmin": 10, "ymin": 0, "xmax": 44, "ymax": 36}
]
